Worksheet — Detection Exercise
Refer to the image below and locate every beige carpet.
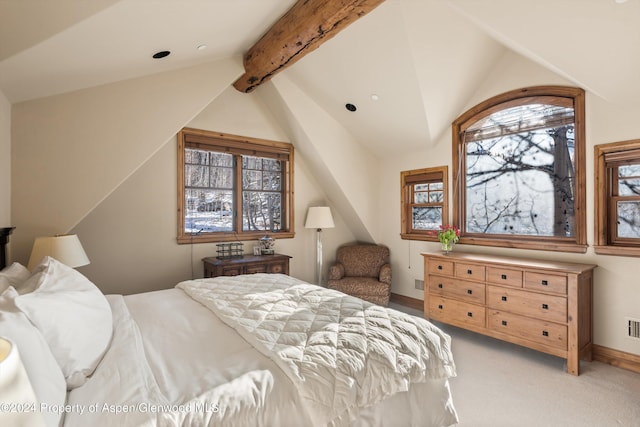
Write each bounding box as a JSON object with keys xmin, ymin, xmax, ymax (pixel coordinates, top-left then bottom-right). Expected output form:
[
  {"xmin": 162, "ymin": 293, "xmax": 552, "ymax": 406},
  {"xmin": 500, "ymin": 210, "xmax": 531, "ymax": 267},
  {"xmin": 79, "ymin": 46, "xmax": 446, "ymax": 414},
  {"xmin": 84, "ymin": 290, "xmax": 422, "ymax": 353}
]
[{"xmin": 389, "ymin": 303, "xmax": 640, "ymax": 427}]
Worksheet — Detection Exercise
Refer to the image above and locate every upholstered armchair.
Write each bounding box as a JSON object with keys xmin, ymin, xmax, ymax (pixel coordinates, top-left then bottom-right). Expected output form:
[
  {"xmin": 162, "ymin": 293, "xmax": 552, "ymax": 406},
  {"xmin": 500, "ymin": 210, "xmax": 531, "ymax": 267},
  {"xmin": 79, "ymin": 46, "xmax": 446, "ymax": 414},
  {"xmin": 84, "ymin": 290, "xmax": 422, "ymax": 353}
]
[{"xmin": 327, "ymin": 244, "xmax": 391, "ymax": 306}]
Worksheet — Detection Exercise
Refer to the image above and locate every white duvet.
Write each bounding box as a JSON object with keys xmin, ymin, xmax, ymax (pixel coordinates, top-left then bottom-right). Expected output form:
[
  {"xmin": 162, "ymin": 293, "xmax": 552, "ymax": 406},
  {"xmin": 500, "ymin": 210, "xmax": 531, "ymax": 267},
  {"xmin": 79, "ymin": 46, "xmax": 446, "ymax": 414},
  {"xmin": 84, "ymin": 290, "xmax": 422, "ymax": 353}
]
[
  {"xmin": 63, "ymin": 274, "xmax": 458, "ymax": 427},
  {"xmin": 177, "ymin": 274, "xmax": 457, "ymax": 426}
]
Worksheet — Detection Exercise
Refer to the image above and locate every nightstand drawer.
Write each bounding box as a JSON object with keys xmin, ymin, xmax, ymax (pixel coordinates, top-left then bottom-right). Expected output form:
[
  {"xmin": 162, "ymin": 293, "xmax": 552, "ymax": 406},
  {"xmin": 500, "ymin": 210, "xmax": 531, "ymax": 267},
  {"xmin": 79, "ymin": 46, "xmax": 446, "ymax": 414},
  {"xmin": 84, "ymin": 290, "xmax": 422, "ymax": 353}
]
[
  {"xmin": 488, "ymin": 310, "xmax": 567, "ymax": 350},
  {"xmin": 486, "ymin": 286, "xmax": 567, "ymax": 323},
  {"xmin": 429, "ymin": 297, "xmax": 485, "ymax": 328},
  {"xmin": 429, "ymin": 275, "xmax": 485, "ymax": 304},
  {"xmin": 455, "ymin": 262, "xmax": 485, "ymax": 282},
  {"xmin": 268, "ymin": 262, "xmax": 286, "ymax": 274},
  {"xmin": 487, "ymin": 267, "xmax": 523, "ymax": 288}
]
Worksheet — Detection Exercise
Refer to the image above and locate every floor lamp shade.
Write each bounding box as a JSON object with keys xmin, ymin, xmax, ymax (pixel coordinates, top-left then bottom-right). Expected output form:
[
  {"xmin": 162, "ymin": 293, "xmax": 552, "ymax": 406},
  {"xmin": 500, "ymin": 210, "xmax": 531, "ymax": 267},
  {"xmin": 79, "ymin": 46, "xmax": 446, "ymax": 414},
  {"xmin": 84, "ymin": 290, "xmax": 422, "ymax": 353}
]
[
  {"xmin": 305, "ymin": 207, "xmax": 334, "ymax": 285},
  {"xmin": 27, "ymin": 234, "xmax": 90, "ymax": 270},
  {"xmin": 304, "ymin": 206, "xmax": 335, "ymax": 229}
]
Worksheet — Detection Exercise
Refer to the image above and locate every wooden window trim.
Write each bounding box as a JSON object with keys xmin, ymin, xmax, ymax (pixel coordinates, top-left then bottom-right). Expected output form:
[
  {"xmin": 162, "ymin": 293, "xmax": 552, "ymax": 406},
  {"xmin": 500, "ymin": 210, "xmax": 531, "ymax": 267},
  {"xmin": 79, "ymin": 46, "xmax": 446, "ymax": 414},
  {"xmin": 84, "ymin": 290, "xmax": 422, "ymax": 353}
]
[
  {"xmin": 594, "ymin": 138, "xmax": 640, "ymax": 257},
  {"xmin": 177, "ymin": 127, "xmax": 294, "ymax": 244},
  {"xmin": 401, "ymin": 166, "xmax": 448, "ymax": 241},
  {"xmin": 452, "ymin": 86, "xmax": 587, "ymax": 253}
]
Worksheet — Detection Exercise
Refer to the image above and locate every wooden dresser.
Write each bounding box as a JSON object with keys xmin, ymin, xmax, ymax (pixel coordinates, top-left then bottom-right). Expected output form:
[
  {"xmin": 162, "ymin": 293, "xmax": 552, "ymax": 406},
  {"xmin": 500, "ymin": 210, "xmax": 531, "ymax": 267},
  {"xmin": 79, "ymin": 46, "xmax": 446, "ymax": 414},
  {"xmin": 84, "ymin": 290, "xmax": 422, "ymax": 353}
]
[
  {"xmin": 203, "ymin": 253, "xmax": 291, "ymax": 278},
  {"xmin": 422, "ymin": 251, "xmax": 596, "ymax": 375}
]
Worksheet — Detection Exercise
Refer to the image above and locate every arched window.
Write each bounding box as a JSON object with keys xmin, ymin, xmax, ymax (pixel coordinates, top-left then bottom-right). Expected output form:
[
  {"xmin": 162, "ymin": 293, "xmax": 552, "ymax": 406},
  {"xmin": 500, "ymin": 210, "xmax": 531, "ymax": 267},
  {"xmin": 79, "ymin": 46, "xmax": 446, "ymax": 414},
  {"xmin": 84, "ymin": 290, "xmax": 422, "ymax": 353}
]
[{"xmin": 452, "ymin": 86, "xmax": 586, "ymax": 253}]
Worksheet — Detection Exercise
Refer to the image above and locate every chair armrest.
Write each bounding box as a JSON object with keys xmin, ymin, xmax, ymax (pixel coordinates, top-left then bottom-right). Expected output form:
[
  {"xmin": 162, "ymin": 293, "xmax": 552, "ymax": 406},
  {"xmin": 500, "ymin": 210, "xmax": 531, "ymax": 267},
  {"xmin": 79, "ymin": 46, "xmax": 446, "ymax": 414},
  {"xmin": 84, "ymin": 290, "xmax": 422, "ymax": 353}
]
[
  {"xmin": 379, "ymin": 263, "xmax": 391, "ymax": 285},
  {"xmin": 328, "ymin": 263, "xmax": 345, "ymax": 280}
]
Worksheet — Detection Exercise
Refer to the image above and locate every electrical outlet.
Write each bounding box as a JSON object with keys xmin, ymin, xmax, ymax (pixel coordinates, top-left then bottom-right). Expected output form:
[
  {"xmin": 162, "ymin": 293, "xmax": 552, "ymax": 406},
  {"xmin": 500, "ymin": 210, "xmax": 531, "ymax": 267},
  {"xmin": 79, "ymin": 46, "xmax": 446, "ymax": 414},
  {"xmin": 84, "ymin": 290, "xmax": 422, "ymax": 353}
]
[{"xmin": 414, "ymin": 279, "xmax": 424, "ymax": 290}]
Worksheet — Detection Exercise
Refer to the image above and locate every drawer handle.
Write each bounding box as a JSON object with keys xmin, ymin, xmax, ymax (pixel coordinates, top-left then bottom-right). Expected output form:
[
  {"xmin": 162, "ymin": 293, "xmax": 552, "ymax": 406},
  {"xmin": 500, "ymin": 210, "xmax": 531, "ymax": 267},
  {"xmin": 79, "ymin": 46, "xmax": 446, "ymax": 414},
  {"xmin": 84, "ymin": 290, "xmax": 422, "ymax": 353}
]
[
  {"xmin": 542, "ymin": 330, "xmax": 549, "ymax": 337},
  {"xmin": 501, "ymin": 320, "xmax": 507, "ymax": 326},
  {"xmin": 542, "ymin": 303, "xmax": 549, "ymax": 310},
  {"xmin": 501, "ymin": 274, "xmax": 507, "ymax": 280},
  {"xmin": 467, "ymin": 312, "xmax": 473, "ymax": 317},
  {"xmin": 541, "ymin": 280, "xmax": 548, "ymax": 286},
  {"xmin": 438, "ymin": 304, "xmax": 443, "ymax": 309},
  {"xmin": 501, "ymin": 296, "xmax": 507, "ymax": 301},
  {"xmin": 467, "ymin": 289, "xmax": 473, "ymax": 295},
  {"xmin": 438, "ymin": 265, "xmax": 443, "ymax": 270},
  {"xmin": 438, "ymin": 283, "xmax": 443, "ymax": 288},
  {"xmin": 467, "ymin": 269, "xmax": 473, "ymax": 275}
]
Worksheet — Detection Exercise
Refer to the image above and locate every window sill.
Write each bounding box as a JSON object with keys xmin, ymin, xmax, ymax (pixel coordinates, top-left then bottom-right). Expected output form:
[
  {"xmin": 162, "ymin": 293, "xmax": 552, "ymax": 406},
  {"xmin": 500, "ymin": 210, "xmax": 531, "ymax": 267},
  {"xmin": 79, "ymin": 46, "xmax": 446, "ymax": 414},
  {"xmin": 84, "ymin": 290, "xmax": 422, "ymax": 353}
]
[
  {"xmin": 178, "ymin": 231, "xmax": 294, "ymax": 245},
  {"xmin": 593, "ymin": 245, "xmax": 640, "ymax": 257},
  {"xmin": 400, "ymin": 233, "xmax": 438, "ymax": 242}
]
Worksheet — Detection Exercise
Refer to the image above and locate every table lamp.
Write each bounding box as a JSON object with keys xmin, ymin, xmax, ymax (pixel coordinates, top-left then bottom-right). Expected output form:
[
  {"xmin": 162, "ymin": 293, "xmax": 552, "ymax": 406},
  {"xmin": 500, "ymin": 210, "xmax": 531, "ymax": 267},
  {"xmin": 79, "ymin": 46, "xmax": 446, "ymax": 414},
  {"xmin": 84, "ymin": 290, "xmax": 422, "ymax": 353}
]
[{"xmin": 27, "ymin": 234, "xmax": 90, "ymax": 270}]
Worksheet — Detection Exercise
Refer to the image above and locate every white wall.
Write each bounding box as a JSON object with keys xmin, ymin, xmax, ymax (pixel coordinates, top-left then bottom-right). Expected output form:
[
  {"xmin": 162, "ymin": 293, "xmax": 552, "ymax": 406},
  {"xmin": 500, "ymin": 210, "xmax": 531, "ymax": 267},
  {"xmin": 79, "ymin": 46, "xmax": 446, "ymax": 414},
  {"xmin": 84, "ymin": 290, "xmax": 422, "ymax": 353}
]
[
  {"xmin": 379, "ymin": 50, "xmax": 640, "ymax": 356},
  {"xmin": 67, "ymin": 85, "xmax": 355, "ymax": 294},
  {"xmin": 0, "ymin": 90, "xmax": 10, "ymax": 227},
  {"xmin": 11, "ymin": 58, "xmax": 243, "ymax": 266}
]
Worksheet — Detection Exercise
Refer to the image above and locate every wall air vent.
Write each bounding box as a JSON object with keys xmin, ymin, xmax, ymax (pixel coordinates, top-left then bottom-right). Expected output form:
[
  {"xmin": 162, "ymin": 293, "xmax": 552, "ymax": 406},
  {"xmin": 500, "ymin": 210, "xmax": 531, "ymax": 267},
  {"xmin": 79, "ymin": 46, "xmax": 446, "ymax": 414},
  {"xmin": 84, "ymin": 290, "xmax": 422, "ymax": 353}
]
[{"xmin": 627, "ymin": 317, "xmax": 640, "ymax": 339}]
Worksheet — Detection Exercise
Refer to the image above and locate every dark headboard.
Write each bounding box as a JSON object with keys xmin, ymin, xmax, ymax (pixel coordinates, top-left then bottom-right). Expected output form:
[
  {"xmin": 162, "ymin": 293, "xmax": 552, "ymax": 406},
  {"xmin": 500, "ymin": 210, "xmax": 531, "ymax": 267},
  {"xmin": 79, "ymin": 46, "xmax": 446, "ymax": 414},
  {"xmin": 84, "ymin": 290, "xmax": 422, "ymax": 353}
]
[{"xmin": 0, "ymin": 227, "xmax": 15, "ymax": 270}]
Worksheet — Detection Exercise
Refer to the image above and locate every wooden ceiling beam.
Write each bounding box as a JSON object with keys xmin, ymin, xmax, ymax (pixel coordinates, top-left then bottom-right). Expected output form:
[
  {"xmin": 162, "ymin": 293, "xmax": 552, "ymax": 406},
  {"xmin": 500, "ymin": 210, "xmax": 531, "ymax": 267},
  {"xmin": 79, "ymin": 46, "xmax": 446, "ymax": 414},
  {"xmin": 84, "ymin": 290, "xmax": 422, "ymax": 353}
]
[{"xmin": 233, "ymin": 0, "xmax": 385, "ymax": 93}]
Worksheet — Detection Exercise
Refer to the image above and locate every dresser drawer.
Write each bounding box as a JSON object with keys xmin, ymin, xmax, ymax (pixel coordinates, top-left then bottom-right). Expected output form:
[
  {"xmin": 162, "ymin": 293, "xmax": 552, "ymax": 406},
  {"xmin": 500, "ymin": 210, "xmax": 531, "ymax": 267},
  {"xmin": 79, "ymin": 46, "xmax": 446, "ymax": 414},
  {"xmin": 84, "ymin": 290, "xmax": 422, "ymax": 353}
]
[
  {"xmin": 429, "ymin": 297, "xmax": 485, "ymax": 328},
  {"xmin": 525, "ymin": 272, "xmax": 567, "ymax": 295},
  {"xmin": 429, "ymin": 275, "xmax": 485, "ymax": 304},
  {"xmin": 486, "ymin": 286, "xmax": 567, "ymax": 323},
  {"xmin": 487, "ymin": 267, "xmax": 523, "ymax": 288},
  {"xmin": 454, "ymin": 262, "xmax": 485, "ymax": 282},
  {"xmin": 428, "ymin": 259, "xmax": 454, "ymax": 276},
  {"xmin": 488, "ymin": 310, "xmax": 567, "ymax": 350}
]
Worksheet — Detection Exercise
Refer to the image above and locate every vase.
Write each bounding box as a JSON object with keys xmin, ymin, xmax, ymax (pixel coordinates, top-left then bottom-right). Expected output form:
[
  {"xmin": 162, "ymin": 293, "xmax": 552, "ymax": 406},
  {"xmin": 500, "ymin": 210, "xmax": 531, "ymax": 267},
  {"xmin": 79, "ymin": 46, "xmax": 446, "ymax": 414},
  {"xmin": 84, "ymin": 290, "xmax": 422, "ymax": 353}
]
[
  {"xmin": 259, "ymin": 234, "xmax": 275, "ymax": 255},
  {"xmin": 441, "ymin": 241, "xmax": 453, "ymax": 254}
]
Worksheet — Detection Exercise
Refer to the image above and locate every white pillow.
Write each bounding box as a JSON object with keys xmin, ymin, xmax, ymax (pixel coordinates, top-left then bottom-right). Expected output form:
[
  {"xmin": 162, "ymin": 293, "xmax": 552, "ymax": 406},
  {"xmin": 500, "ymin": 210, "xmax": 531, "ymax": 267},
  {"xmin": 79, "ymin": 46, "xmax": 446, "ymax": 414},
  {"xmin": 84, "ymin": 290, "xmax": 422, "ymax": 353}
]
[
  {"xmin": 15, "ymin": 256, "xmax": 113, "ymax": 389},
  {"xmin": 0, "ymin": 262, "xmax": 31, "ymax": 292},
  {"xmin": 0, "ymin": 287, "xmax": 66, "ymax": 427}
]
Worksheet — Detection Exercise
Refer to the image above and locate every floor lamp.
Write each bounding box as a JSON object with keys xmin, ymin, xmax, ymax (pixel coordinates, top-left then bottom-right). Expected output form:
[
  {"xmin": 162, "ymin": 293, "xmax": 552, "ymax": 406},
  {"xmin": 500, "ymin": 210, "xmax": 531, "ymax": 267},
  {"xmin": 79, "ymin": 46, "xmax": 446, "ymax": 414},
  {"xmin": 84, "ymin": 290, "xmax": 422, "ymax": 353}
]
[{"xmin": 305, "ymin": 206, "xmax": 335, "ymax": 286}]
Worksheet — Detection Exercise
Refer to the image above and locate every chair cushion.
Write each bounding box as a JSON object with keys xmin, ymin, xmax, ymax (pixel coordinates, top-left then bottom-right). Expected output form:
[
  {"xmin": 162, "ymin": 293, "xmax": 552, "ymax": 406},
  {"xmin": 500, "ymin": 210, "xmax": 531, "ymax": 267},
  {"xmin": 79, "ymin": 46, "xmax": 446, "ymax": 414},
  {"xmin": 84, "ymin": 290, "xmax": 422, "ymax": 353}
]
[
  {"xmin": 328, "ymin": 277, "xmax": 390, "ymax": 296},
  {"xmin": 336, "ymin": 245, "xmax": 389, "ymax": 278}
]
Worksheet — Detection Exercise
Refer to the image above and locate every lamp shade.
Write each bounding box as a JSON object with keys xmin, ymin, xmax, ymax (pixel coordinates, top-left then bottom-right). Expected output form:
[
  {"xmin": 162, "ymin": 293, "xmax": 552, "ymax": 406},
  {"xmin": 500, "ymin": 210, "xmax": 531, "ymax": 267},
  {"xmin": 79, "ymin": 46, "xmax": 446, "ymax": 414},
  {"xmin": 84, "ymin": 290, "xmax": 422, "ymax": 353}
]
[
  {"xmin": 304, "ymin": 206, "xmax": 335, "ymax": 229},
  {"xmin": 0, "ymin": 337, "xmax": 45, "ymax": 425},
  {"xmin": 27, "ymin": 234, "xmax": 90, "ymax": 270}
]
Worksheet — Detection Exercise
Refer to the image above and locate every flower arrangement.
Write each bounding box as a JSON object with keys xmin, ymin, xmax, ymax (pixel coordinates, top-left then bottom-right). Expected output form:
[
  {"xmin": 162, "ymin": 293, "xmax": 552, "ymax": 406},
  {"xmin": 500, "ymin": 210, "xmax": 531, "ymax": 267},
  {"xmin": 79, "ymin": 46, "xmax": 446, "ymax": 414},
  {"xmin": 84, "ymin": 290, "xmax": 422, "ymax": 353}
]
[{"xmin": 435, "ymin": 224, "xmax": 460, "ymax": 253}]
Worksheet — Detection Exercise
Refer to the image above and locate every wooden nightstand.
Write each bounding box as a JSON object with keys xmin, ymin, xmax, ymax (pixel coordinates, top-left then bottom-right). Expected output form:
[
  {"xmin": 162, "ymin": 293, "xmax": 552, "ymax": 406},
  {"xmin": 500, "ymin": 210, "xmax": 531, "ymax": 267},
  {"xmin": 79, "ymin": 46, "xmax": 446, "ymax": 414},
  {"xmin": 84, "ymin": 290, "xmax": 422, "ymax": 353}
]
[{"xmin": 202, "ymin": 253, "xmax": 291, "ymax": 278}]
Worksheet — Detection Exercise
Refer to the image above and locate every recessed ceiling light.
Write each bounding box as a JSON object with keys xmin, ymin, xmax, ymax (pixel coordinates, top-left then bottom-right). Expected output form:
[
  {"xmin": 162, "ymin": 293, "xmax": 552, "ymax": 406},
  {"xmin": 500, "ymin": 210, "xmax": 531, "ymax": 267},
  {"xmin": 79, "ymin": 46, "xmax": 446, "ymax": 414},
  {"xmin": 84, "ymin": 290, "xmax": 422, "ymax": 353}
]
[
  {"xmin": 152, "ymin": 50, "xmax": 171, "ymax": 59},
  {"xmin": 197, "ymin": 44, "xmax": 208, "ymax": 51},
  {"xmin": 345, "ymin": 103, "xmax": 357, "ymax": 112},
  {"xmin": 370, "ymin": 94, "xmax": 380, "ymax": 101},
  {"xmin": 615, "ymin": 0, "xmax": 628, "ymax": 3}
]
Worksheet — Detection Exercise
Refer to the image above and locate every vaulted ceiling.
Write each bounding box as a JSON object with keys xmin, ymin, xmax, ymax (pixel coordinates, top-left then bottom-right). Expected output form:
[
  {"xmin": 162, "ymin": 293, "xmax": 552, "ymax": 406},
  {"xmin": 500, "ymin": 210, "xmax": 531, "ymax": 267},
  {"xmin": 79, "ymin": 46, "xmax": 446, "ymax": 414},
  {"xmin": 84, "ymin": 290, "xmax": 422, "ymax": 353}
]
[{"xmin": 2, "ymin": 0, "xmax": 638, "ymax": 157}]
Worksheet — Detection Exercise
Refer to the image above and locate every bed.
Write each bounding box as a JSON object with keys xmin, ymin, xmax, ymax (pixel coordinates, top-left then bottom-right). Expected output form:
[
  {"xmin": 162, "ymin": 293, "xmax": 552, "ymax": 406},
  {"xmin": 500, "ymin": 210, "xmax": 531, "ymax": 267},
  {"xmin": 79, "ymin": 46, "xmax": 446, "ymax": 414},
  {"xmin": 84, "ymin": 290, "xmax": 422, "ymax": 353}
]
[{"xmin": 0, "ymin": 256, "xmax": 458, "ymax": 427}]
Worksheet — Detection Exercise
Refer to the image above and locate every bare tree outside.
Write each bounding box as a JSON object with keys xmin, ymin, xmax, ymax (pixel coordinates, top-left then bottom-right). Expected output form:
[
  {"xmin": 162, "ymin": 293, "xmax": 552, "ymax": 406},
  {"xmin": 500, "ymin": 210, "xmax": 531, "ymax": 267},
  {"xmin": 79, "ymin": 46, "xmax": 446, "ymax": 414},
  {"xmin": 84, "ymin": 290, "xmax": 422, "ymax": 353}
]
[
  {"xmin": 616, "ymin": 164, "xmax": 640, "ymax": 238},
  {"xmin": 412, "ymin": 182, "xmax": 444, "ymax": 230},
  {"xmin": 184, "ymin": 150, "xmax": 283, "ymax": 234},
  {"xmin": 464, "ymin": 104, "xmax": 575, "ymax": 238}
]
